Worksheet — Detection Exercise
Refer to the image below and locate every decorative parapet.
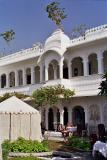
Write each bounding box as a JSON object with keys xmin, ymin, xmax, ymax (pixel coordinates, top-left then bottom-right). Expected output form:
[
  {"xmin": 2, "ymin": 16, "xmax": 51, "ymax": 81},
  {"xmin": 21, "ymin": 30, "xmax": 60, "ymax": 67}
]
[
  {"xmin": 70, "ymin": 24, "xmax": 107, "ymax": 47},
  {"xmin": 0, "ymin": 44, "xmax": 44, "ymax": 66},
  {"xmin": 85, "ymin": 24, "xmax": 107, "ymax": 34}
]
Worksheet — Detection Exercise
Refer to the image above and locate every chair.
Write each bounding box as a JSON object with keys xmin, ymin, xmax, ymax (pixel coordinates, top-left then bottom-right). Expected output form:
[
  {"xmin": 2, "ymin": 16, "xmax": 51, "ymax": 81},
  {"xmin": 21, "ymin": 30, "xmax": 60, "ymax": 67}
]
[
  {"xmin": 77, "ymin": 124, "xmax": 83, "ymax": 136},
  {"xmin": 98, "ymin": 124, "xmax": 106, "ymax": 142}
]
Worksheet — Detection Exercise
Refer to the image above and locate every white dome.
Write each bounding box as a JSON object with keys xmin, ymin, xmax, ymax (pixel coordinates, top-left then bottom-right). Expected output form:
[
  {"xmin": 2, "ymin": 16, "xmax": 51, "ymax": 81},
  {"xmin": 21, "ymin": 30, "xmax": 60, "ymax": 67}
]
[{"xmin": 44, "ymin": 29, "xmax": 70, "ymax": 54}]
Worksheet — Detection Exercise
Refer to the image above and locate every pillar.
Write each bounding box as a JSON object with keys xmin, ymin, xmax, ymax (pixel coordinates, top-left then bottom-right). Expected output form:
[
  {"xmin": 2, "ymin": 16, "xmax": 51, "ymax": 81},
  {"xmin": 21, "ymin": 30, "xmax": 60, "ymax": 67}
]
[
  {"xmin": 0, "ymin": 76, "xmax": 1, "ymax": 88},
  {"xmin": 23, "ymin": 68, "xmax": 26, "ymax": 86},
  {"xmin": 84, "ymin": 108, "xmax": 88, "ymax": 124},
  {"xmin": 68, "ymin": 107, "xmax": 72, "ymax": 123},
  {"xmin": 40, "ymin": 64, "xmax": 43, "ymax": 82},
  {"xmin": 59, "ymin": 57, "xmax": 64, "ymax": 79},
  {"xmin": 100, "ymin": 105, "xmax": 103, "ymax": 123},
  {"xmin": 68, "ymin": 60, "xmax": 72, "ymax": 79},
  {"xmin": 97, "ymin": 51, "xmax": 104, "ymax": 74},
  {"xmin": 6, "ymin": 73, "xmax": 9, "ymax": 88},
  {"xmin": 31, "ymin": 66, "xmax": 35, "ymax": 84},
  {"xmin": 45, "ymin": 64, "xmax": 49, "ymax": 81},
  {"xmin": 83, "ymin": 56, "xmax": 89, "ymax": 76},
  {"xmin": 15, "ymin": 70, "xmax": 18, "ymax": 87},
  {"xmin": 59, "ymin": 108, "xmax": 64, "ymax": 125},
  {"xmin": 45, "ymin": 108, "xmax": 48, "ymax": 130},
  {"xmin": 53, "ymin": 65, "xmax": 57, "ymax": 80}
]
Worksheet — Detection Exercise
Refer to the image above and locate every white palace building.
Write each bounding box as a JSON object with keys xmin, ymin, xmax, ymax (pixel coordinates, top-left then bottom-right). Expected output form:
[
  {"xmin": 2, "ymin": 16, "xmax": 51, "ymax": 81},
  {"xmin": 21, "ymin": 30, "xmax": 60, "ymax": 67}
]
[{"xmin": 0, "ymin": 24, "xmax": 107, "ymax": 131}]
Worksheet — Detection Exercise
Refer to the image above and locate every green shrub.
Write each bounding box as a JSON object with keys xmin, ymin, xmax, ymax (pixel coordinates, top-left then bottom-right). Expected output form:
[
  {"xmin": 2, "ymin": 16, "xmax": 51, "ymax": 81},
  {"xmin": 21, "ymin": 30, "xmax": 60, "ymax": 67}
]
[
  {"xmin": 2, "ymin": 140, "xmax": 11, "ymax": 160},
  {"xmin": 68, "ymin": 136, "xmax": 91, "ymax": 151},
  {"xmin": 2, "ymin": 137, "xmax": 49, "ymax": 160}
]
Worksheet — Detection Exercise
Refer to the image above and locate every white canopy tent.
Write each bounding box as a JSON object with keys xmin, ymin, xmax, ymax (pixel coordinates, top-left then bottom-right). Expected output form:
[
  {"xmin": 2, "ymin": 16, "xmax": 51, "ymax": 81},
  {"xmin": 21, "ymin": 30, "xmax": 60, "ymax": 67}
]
[{"xmin": 0, "ymin": 96, "xmax": 41, "ymax": 142}]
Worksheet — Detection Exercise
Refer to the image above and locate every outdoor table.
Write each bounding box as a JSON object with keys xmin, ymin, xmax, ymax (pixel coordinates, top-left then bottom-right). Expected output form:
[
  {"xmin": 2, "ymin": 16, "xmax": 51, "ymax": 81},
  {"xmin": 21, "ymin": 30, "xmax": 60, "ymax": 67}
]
[
  {"xmin": 66, "ymin": 126, "xmax": 77, "ymax": 133},
  {"xmin": 93, "ymin": 141, "xmax": 107, "ymax": 158}
]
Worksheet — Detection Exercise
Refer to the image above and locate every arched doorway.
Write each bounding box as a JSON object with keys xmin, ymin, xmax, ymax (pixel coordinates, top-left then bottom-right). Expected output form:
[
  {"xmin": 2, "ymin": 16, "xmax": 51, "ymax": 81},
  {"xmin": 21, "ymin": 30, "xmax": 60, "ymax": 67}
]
[
  {"xmin": 64, "ymin": 107, "xmax": 68, "ymax": 126},
  {"xmin": 48, "ymin": 108, "xmax": 54, "ymax": 130},
  {"xmin": 72, "ymin": 106, "xmax": 85, "ymax": 127}
]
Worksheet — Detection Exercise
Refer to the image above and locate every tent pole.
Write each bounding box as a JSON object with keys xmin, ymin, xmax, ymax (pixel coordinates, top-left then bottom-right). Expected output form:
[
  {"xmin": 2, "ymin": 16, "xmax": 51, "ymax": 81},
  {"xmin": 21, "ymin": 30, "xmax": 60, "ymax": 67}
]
[
  {"xmin": 29, "ymin": 114, "xmax": 31, "ymax": 140},
  {"xmin": 9, "ymin": 113, "xmax": 11, "ymax": 140}
]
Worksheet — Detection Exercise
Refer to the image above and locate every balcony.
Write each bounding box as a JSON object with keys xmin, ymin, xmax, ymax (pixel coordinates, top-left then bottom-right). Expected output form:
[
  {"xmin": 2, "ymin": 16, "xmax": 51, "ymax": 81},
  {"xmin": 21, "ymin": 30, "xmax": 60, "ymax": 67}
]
[{"xmin": 0, "ymin": 74, "xmax": 102, "ymax": 97}]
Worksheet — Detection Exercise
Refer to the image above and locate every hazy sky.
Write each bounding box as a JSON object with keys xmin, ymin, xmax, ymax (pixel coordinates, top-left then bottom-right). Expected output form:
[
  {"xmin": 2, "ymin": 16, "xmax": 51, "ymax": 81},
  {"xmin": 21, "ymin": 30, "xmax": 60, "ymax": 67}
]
[{"xmin": 0, "ymin": 0, "xmax": 107, "ymax": 55}]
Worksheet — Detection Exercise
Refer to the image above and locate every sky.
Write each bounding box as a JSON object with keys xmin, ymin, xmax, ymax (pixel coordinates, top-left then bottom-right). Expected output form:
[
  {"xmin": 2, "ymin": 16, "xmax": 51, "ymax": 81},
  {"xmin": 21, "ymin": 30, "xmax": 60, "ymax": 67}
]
[{"xmin": 0, "ymin": 0, "xmax": 107, "ymax": 55}]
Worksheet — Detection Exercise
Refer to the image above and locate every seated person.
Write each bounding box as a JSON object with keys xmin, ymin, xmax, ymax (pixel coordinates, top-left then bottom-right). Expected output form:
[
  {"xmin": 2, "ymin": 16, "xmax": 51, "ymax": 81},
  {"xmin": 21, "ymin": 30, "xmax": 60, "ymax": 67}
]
[{"xmin": 58, "ymin": 124, "xmax": 68, "ymax": 138}]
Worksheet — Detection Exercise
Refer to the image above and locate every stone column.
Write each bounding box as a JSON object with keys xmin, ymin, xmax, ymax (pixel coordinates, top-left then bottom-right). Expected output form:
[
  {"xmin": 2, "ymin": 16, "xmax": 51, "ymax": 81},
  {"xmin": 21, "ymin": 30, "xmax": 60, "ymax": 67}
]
[
  {"xmin": 6, "ymin": 73, "xmax": 9, "ymax": 88},
  {"xmin": 23, "ymin": 68, "xmax": 26, "ymax": 86},
  {"xmin": 68, "ymin": 107, "xmax": 72, "ymax": 123},
  {"xmin": 53, "ymin": 65, "xmax": 57, "ymax": 80},
  {"xmin": 40, "ymin": 64, "xmax": 43, "ymax": 82},
  {"xmin": 100, "ymin": 105, "xmax": 103, "ymax": 123},
  {"xmin": 15, "ymin": 70, "xmax": 18, "ymax": 87},
  {"xmin": 45, "ymin": 108, "xmax": 48, "ymax": 130},
  {"xmin": 83, "ymin": 56, "xmax": 89, "ymax": 76},
  {"xmin": 45, "ymin": 64, "xmax": 49, "ymax": 81},
  {"xmin": 84, "ymin": 108, "xmax": 88, "ymax": 124},
  {"xmin": 59, "ymin": 57, "xmax": 64, "ymax": 79},
  {"xmin": 31, "ymin": 66, "xmax": 35, "ymax": 84},
  {"xmin": 68, "ymin": 60, "xmax": 72, "ymax": 79},
  {"xmin": 59, "ymin": 108, "xmax": 64, "ymax": 125},
  {"xmin": 97, "ymin": 51, "xmax": 104, "ymax": 74},
  {"xmin": 0, "ymin": 76, "xmax": 1, "ymax": 88}
]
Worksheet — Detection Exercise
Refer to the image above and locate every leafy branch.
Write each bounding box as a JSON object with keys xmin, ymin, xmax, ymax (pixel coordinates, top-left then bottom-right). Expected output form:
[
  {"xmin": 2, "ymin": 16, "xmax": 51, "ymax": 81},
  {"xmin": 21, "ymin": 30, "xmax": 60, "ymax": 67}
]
[
  {"xmin": 46, "ymin": 2, "xmax": 67, "ymax": 30},
  {"xmin": 99, "ymin": 71, "xmax": 107, "ymax": 96},
  {"xmin": 32, "ymin": 84, "xmax": 75, "ymax": 108},
  {"xmin": 0, "ymin": 29, "xmax": 15, "ymax": 43}
]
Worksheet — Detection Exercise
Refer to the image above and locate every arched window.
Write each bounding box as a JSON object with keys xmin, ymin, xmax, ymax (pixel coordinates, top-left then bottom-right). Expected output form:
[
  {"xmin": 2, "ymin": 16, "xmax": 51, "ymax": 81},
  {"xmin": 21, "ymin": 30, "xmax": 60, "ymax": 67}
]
[
  {"xmin": 26, "ymin": 68, "xmax": 31, "ymax": 84},
  {"xmin": 103, "ymin": 51, "xmax": 107, "ymax": 72},
  {"xmin": 72, "ymin": 57, "xmax": 83, "ymax": 77},
  {"xmin": 88, "ymin": 54, "xmax": 98, "ymax": 75},
  {"xmin": 48, "ymin": 60, "xmax": 59, "ymax": 80},
  {"xmin": 34, "ymin": 66, "xmax": 40, "ymax": 83},
  {"xmin": 18, "ymin": 70, "xmax": 23, "ymax": 86},
  {"xmin": 9, "ymin": 72, "xmax": 15, "ymax": 87},
  {"xmin": 1, "ymin": 74, "xmax": 6, "ymax": 88},
  {"xmin": 63, "ymin": 60, "xmax": 68, "ymax": 79}
]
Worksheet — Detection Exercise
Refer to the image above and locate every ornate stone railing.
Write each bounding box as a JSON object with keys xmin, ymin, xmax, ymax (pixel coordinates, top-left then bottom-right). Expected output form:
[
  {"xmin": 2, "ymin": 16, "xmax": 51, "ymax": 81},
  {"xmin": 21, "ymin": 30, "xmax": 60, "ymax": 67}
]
[
  {"xmin": 70, "ymin": 24, "xmax": 107, "ymax": 47},
  {"xmin": 0, "ymin": 74, "xmax": 102, "ymax": 97}
]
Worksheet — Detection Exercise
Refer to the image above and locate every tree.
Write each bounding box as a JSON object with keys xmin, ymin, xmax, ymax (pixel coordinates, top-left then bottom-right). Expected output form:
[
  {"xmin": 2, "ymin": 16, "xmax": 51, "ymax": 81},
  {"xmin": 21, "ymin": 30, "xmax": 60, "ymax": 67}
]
[
  {"xmin": 99, "ymin": 72, "xmax": 107, "ymax": 96},
  {"xmin": 71, "ymin": 24, "xmax": 88, "ymax": 39},
  {"xmin": 0, "ymin": 29, "xmax": 15, "ymax": 43},
  {"xmin": 46, "ymin": 2, "xmax": 67, "ymax": 30},
  {"xmin": 32, "ymin": 84, "xmax": 75, "ymax": 109}
]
